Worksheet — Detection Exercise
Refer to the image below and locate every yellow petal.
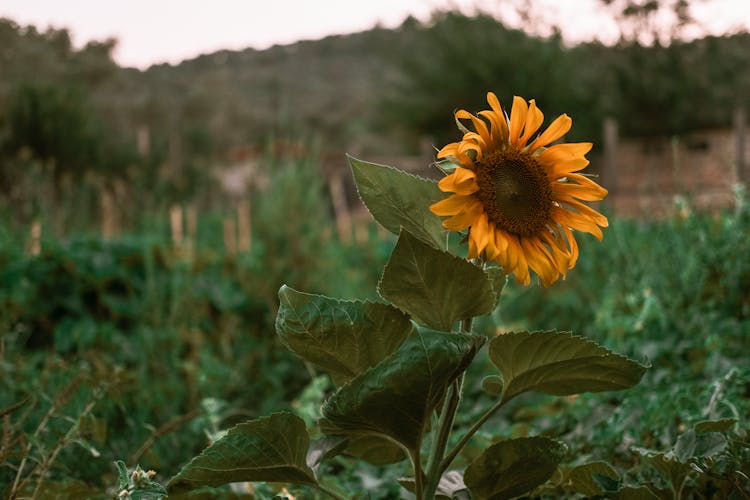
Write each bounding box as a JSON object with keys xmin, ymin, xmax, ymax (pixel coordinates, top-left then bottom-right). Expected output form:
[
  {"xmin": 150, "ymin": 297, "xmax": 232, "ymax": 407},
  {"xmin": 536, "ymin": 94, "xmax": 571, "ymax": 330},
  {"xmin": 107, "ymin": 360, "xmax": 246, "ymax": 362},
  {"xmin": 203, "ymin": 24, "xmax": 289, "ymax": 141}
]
[
  {"xmin": 438, "ymin": 167, "xmax": 479, "ymax": 195},
  {"xmin": 471, "ymin": 212, "xmax": 491, "ymax": 255},
  {"xmin": 552, "ymin": 206, "xmax": 605, "ymax": 240},
  {"xmin": 566, "ymin": 173, "xmax": 608, "ymax": 193},
  {"xmin": 437, "ymin": 142, "xmax": 459, "ymax": 158},
  {"xmin": 558, "ymin": 196, "xmax": 609, "ymax": 227},
  {"xmin": 493, "ymin": 227, "xmax": 509, "ymax": 253},
  {"xmin": 486, "ymin": 92, "xmax": 509, "ymax": 141},
  {"xmin": 559, "ymin": 224, "xmax": 579, "ymax": 270},
  {"xmin": 539, "ymin": 231, "xmax": 571, "ymax": 274},
  {"xmin": 529, "ymin": 114, "xmax": 572, "ymax": 151},
  {"xmin": 508, "ymin": 96, "xmax": 528, "ymax": 145},
  {"xmin": 546, "ymin": 158, "xmax": 591, "ymax": 179},
  {"xmin": 553, "ymin": 183, "xmax": 608, "ymax": 201},
  {"xmin": 521, "ymin": 238, "xmax": 558, "ymax": 287},
  {"xmin": 541, "ymin": 142, "xmax": 592, "ymax": 160},
  {"xmin": 442, "ymin": 200, "xmax": 483, "ymax": 231},
  {"xmin": 484, "ymin": 224, "xmax": 501, "ymax": 261},
  {"xmin": 519, "ymin": 99, "xmax": 544, "ymax": 147},
  {"xmin": 458, "ymin": 140, "xmax": 483, "ymax": 162},
  {"xmin": 429, "ymin": 194, "xmax": 476, "ymax": 216},
  {"xmin": 456, "ymin": 109, "xmax": 491, "ymax": 146}
]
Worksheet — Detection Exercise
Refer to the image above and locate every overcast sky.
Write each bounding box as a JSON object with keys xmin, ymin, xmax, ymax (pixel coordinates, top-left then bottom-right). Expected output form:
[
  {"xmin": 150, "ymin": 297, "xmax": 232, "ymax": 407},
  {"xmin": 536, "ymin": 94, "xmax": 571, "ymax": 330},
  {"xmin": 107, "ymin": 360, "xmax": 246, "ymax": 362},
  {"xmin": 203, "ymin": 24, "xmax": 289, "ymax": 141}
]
[{"xmin": 1, "ymin": 0, "xmax": 749, "ymax": 69}]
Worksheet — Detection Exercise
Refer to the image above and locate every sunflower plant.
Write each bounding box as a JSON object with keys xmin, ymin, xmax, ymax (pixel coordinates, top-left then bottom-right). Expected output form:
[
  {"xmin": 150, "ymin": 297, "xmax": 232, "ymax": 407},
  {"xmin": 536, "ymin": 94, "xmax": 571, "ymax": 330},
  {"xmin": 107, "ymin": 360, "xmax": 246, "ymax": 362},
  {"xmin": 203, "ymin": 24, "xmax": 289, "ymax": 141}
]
[{"xmin": 165, "ymin": 94, "xmax": 647, "ymax": 499}]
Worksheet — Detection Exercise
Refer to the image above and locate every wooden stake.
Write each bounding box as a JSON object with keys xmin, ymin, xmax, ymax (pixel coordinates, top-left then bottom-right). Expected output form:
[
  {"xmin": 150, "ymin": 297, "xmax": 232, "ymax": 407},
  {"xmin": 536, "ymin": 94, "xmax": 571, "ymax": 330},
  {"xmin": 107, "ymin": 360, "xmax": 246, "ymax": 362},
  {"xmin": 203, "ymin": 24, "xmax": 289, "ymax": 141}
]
[
  {"xmin": 223, "ymin": 217, "xmax": 237, "ymax": 256},
  {"xmin": 328, "ymin": 173, "xmax": 351, "ymax": 242},
  {"xmin": 170, "ymin": 205, "xmax": 184, "ymax": 248},
  {"xmin": 28, "ymin": 220, "xmax": 41, "ymax": 256},
  {"xmin": 237, "ymin": 199, "xmax": 251, "ymax": 252},
  {"xmin": 100, "ymin": 188, "xmax": 117, "ymax": 240},
  {"xmin": 186, "ymin": 205, "xmax": 197, "ymax": 259}
]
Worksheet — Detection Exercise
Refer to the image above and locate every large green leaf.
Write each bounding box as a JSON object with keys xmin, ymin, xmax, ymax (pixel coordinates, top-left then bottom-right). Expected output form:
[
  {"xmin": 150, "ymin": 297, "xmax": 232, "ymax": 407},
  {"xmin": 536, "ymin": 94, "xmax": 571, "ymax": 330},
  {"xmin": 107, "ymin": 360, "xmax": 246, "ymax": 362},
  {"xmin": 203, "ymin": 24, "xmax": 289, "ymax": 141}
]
[
  {"xmin": 342, "ymin": 435, "xmax": 407, "ymax": 465},
  {"xmin": 488, "ymin": 331, "xmax": 647, "ymax": 403},
  {"xmin": 464, "ymin": 436, "xmax": 566, "ymax": 499},
  {"xmin": 694, "ymin": 418, "xmax": 737, "ymax": 434},
  {"xmin": 276, "ymin": 285, "xmax": 413, "ymax": 385},
  {"xmin": 348, "ymin": 155, "xmax": 447, "ymax": 249},
  {"xmin": 564, "ymin": 461, "xmax": 620, "ymax": 496},
  {"xmin": 636, "ymin": 451, "xmax": 692, "ymax": 494},
  {"xmin": 321, "ymin": 329, "xmax": 483, "ymax": 453},
  {"xmin": 167, "ymin": 413, "xmax": 316, "ymax": 493},
  {"xmin": 673, "ymin": 429, "xmax": 727, "ymax": 461},
  {"xmin": 378, "ymin": 230, "xmax": 496, "ymax": 331}
]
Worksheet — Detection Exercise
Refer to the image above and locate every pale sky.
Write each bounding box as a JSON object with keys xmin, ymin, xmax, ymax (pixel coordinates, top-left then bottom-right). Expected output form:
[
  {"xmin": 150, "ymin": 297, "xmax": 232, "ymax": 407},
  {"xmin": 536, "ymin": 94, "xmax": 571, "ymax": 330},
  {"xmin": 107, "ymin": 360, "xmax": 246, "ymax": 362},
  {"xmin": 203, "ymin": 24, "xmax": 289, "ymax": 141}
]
[{"xmin": 1, "ymin": 0, "xmax": 749, "ymax": 69}]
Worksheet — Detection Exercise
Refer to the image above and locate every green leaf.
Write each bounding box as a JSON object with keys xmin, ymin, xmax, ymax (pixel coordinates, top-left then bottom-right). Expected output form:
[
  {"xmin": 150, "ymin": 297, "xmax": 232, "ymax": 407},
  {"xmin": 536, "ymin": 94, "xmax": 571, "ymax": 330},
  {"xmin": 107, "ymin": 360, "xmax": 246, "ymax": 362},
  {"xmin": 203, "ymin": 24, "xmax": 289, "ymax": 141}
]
[
  {"xmin": 321, "ymin": 329, "xmax": 483, "ymax": 453},
  {"xmin": 694, "ymin": 418, "xmax": 737, "ymax": 434},
  {"xmin": 349, "ymin": 155, "xmax": 447, "ymax": 249},
  {"xmin": 115, "ymin": 460, "xmax": 130, "ymax": 490},
  {"xmin": 673, "ymin": 429, "xmax": 727, "ymax": 461},
  {"xmin": 484, "ymin": 266, "xmax": 506, "ymax": 310},
  {"xmin": 488, "ymin": 331, "xmax": 648, "ymax": 403},
  {"xmin": 276, "ymin": 285, "xmax": 413, "ymax": 385},
  {"xmin": 613, "ymin": 486, "xmax": 662, "ymax": 500},
  {"xmin": 637, "ymin": 451, "xmax": 692, "ymax": 493},
  {"xmin": 378, "ymin": 230, "xmax": 497, "ymax": 331},
  {"xmin": 167, "ymin": 412, "xmax": 316, "ymax": 493},
  {"xmin": 480, "ymin": 375, "xmax": 504, "ymax": 395},
  {"xmin": 464, "ymin": 436, "xmax": 566, "ymax": 499},
  {"xmin": 306, "ymin": 436, "xmax": 348, "ymax": 472},
  {"xmin": 565, "ymin": 461, "xmax": 620, "ymax": 496},
  {"xmin": 341, "ymin": 435, "xmax": 406, "ymax": 465}
]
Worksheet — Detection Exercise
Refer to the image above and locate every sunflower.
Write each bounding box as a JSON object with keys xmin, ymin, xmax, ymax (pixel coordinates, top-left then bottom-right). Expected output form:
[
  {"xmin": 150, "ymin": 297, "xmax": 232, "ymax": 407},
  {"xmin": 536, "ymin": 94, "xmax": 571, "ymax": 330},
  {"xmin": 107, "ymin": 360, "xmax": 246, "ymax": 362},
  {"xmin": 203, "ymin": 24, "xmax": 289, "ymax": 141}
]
[{"xmin": 429, "ymin": 93, "xmax": 608, "ymax": 286}]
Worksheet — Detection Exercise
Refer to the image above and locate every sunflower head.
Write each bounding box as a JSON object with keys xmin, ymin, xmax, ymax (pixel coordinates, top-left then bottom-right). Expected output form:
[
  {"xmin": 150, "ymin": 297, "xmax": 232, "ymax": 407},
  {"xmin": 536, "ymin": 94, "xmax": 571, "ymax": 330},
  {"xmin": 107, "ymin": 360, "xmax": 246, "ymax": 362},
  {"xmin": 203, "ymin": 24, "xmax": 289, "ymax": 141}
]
[{"xmin": 430, "ymin": 93, "xmax": 608, "ymax": 287}]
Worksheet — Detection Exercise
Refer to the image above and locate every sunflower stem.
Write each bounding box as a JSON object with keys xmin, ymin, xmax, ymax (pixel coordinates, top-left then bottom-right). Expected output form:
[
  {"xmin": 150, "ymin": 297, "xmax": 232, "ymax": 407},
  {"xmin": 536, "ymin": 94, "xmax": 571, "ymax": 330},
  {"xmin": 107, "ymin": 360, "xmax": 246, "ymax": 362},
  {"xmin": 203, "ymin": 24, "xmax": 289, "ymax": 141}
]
[
  {"xmin": 440, "ymin": 398, "xmax": 505, "ymax": 474},
  {"xmin": 422, "ymin": 316, "xmax": 473, "ymax": 499}
]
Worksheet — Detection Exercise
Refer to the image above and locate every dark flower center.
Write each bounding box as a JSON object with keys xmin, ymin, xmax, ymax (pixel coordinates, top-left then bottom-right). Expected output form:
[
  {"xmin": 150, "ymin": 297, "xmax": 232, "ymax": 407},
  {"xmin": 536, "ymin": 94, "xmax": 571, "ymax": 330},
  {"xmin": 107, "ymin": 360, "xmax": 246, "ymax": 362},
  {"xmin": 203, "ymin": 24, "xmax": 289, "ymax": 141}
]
[{"xmin": 475, "ymin": 148, "xmax": 553, "ymax": 236}]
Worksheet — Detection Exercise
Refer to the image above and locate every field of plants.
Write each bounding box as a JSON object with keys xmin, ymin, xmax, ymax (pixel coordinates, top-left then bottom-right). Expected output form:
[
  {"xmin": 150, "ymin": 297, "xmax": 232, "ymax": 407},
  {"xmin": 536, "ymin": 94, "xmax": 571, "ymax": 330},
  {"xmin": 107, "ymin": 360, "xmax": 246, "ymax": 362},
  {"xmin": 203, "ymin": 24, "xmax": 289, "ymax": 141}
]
[{"xmin": 1, "ymin": 151, "xmax": 748, "ymax": 498}]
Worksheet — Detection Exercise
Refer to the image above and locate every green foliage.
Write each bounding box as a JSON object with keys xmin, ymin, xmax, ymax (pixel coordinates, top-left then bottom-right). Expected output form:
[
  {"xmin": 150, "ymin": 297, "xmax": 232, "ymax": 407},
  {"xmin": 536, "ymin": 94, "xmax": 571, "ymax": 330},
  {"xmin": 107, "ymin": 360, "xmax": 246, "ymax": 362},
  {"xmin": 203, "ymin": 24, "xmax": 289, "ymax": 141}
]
[
  {"xmin": 321, "ymin": 329, "xmax": 483, "ymax": 453},
  {"xmin": 0, "ymin": 154, "xmax": 391, "ymax": 494},
  {"xmin": 349, "ymin": 155, "xmax": 447, "ymax": 249},
  {"xmin": 167, "ymin": 413, "xmax": 316, "ymax": 493},
  {"xmin": 115, "ymin": 461, "xmax": 168, "ymax": 499},
  {"xmin": 463, "ymin": 436, "xmax": 567, "ymax": 499},
  {"xmin": 276, "ymin": 285, "xmax": 413, "ymax": 386},
  {"xmin": 378, "ymin": 230, "xmax": 497, "ymax": 331},
  {"xmin": 167, "ymin": 157, "xmax": 651, "ymax": 499},
  {"xmin": 486, "ymin": 330, "xmax": 647, "ymax": 403}
]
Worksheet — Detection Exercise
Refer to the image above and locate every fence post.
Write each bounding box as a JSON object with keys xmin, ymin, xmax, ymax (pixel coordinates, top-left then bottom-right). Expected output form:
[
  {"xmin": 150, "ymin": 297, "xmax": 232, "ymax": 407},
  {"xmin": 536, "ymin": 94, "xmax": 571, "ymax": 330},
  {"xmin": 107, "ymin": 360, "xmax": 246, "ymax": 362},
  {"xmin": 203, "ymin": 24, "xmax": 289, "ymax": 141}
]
[
  {"xmin": 101, "ymin": 187, "xmax": 118, "ymax": 240},
  {"xmin": 170, "ymin": 205, "xmax": 184, "ymax": 249},
  {"xmin": 223, "ymin": 216, "xmax": 237, "ymax": 256},
  {"xmin": 237, "ymin": 199, "xmax": 251, "ymax": 252},
  {"xmin": 328, "ymin": 172, "xmax": 351, "ymax": 242},
  {"xmin": 735, "ymin": 107, "xmax": 747, "ymax": 184},
  {"xmin": 28, "ymin": 220, "xmax": 42, "ymax": 256},
  {"xmin": 603, "ymin": 117, "xmax": 619, "ymax": 211},
  {"xmin": 186, "ymin": 205, "xmax": 197, "ymax": 259}
]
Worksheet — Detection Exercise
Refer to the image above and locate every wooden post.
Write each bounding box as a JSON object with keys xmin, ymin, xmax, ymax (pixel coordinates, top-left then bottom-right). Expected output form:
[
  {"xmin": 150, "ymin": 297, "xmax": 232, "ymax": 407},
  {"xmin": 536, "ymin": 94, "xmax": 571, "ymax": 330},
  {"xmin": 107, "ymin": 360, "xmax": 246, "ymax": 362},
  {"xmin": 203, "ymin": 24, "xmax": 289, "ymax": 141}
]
[
  {"xmin": 237, "ymin": 199, "xmax": 251, "ymax": 252},
  {"xmin": 101, "ymin": 187, "xmax": 117, "ymax": 240},
  {"xmin": 186, "ymin": 205, "xmax": 197, "ymax": 259},
  {"xmin": 603, "ymin": 118, "xmax": 619, "ymax": 210},
  {"xmin": 28, "ymin": 220, "xmax": 41, "ymax": 256},
  {"xmin": 223, "ymin": 217, "xmax": 237, "ymax": 256},
  {"xmin": 170, "ymin": 205, "xmax": 184, "ymax": 249},
  {"xmin": 735, "ymin": 107, "xmax": 747, "ymax": 184},
  {"xmin": 327, "ymin": 172, "xmax": 351, "ymax": 242},
  {"xmin": 137, "ymin": 125, "xmax": 151, "ymax": 157}
]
